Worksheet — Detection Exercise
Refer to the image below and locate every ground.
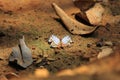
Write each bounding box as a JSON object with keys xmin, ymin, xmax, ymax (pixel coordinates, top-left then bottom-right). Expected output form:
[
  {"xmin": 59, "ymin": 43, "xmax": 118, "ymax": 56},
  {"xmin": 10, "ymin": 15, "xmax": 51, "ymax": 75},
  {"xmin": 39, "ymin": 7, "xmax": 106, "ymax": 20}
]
[{"xmin": 0, "ymin": 0, "xmax": 120, "ymax": 80}]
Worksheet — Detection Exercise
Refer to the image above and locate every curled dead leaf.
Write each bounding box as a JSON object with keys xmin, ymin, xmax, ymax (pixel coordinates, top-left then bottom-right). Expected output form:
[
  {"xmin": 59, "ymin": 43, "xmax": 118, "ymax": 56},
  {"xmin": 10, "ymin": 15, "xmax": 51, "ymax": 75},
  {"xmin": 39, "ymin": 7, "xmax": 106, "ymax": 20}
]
[
  {"xmin": 52, "ymin": 3, "xmax": 98, "ymax": 35},
  {"xmin": 9, "ymin": 36, "xmax": 33, "ymax": 69},
  {"xmin": 85, "ymin": 3, "xmax": 105, "ymax": 25}
]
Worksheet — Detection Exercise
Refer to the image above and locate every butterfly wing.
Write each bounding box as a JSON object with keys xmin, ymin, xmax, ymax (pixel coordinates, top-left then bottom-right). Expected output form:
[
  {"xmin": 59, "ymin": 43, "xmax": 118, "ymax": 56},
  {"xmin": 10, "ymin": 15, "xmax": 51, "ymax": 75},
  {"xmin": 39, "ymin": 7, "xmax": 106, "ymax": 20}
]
[
  {"xmin": 61, "ymin": 35, "xmax": 72, "ymax": 47},
  {"xmin": 48, "ymin": 35, "xmax": 60, "ymax": 47}
]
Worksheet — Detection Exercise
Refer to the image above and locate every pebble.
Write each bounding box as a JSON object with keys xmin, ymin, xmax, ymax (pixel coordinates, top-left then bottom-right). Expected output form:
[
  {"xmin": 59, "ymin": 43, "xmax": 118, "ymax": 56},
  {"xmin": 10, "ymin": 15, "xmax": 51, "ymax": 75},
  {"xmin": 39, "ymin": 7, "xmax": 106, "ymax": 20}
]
[{"xmin": 97, "ymin": 47, "xmax": 113, "ymax": 59}]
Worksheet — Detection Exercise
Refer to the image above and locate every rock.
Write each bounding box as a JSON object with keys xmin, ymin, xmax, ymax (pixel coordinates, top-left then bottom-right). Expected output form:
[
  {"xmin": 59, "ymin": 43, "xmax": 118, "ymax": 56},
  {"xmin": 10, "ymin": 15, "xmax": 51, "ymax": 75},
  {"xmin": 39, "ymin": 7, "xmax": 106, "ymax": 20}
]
[
  {"xmin": 97, "ymin": 47, "xmax": 113, "ymax": 59},
  {"xmin": 9, "ymin": 36, "xmax": 33, "ymax": 69}
]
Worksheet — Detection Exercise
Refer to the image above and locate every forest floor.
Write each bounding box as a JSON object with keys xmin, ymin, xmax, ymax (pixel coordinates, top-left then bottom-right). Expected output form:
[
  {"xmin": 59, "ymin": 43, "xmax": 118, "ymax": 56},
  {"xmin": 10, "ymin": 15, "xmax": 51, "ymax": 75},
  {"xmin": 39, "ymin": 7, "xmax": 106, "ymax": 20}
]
[{"xmin": 0, "ymin": 0, "xmax": 120, "ymax": 80}]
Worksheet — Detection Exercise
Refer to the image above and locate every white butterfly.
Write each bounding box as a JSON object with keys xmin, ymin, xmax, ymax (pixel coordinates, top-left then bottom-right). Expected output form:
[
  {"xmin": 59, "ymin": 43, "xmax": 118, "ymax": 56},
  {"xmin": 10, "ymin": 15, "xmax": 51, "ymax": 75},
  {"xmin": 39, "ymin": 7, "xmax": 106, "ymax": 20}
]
[{"xmin": 48, "ymin": 35, "xmax": 73, "ymax": 48}]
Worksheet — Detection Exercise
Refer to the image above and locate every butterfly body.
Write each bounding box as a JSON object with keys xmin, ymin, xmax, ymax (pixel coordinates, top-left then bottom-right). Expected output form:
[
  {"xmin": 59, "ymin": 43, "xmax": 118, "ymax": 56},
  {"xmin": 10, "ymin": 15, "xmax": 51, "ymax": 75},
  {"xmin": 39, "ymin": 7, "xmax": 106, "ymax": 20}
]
[{"xmin": 48, "ymin": 35, "xmax": 73, "ymax": 48}]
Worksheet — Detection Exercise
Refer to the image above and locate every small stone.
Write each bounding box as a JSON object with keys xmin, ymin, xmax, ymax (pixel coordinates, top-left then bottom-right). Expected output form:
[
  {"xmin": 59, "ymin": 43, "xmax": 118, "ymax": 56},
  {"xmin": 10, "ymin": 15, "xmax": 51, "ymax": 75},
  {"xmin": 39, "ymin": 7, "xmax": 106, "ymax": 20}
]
[{"xmin": 97, "ymin": 47, "xmax": 113, "ymax": 59}]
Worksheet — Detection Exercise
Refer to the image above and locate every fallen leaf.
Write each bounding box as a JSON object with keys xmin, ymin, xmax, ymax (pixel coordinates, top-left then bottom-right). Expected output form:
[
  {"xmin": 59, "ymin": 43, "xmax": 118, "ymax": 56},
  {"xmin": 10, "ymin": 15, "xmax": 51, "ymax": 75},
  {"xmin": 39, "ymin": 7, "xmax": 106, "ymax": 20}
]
[{"xmin": 9, "ymin": 36, "xmax": 33, "ymax": 69}]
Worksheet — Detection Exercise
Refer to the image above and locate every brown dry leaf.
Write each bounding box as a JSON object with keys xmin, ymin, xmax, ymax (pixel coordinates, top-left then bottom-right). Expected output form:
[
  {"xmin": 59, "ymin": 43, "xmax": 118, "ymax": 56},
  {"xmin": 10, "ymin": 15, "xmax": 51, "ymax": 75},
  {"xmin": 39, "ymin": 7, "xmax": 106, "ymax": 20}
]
[
  {"xmin": 52, "ymin": 3, "xmax": 98, "ymax": 35},
  {"xmin": 85, "ymin": 3, "xmax": 105, "ymax": 25},
  {"xmin": 9, "ymin": 36, "xmax": 33, "ymax": 69}
]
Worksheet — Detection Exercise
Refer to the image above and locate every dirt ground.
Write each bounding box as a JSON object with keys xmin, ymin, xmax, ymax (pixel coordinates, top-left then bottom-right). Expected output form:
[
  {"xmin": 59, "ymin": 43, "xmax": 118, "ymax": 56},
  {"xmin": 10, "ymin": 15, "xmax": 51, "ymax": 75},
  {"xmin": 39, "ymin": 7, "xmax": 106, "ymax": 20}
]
[{"xmin": 0, "ymin": 0, "xmax": 120, "ymax": 80}]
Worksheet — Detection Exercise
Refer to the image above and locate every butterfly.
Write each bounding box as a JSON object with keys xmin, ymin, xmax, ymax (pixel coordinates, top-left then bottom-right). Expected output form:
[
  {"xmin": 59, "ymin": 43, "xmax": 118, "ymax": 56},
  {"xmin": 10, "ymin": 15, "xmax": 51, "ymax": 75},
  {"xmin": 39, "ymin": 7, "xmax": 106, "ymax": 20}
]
[{"xmin": 48, "ymin": 35, "xmax": 73, "ymax": 48}]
